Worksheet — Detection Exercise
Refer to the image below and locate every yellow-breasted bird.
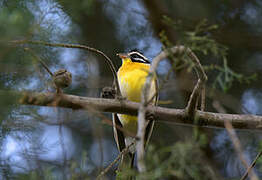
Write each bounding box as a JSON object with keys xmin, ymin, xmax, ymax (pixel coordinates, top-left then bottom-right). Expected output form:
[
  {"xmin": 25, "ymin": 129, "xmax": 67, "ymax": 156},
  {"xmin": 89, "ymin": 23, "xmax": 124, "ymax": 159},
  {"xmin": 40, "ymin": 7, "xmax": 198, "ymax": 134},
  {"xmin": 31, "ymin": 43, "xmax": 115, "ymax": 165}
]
[{"xmin": 113, "ymin": 49, "xmax": 158, "ymax": 170}]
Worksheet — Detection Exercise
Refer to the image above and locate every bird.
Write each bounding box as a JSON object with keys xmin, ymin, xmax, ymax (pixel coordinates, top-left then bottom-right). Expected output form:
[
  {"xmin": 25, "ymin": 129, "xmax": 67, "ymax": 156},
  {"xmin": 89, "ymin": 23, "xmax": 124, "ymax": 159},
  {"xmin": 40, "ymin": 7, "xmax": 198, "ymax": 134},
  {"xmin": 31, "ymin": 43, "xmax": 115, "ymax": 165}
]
[{"xmin": 113, "ymin": 49, "xmax": 158, "ymax": 171}]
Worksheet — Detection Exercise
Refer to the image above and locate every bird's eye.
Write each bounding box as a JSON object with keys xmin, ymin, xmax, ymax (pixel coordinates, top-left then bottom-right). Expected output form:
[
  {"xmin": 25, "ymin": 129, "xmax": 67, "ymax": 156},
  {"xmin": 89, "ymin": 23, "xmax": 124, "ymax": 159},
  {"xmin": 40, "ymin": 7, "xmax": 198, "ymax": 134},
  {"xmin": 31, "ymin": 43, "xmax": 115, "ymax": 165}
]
[
  {"xmin": 128, "ymin": 51, "xmax": 150, "ymax": 63},
  {"xmin": 130, "ymin": 55, "xmax": 147, "ymax": 63},
  {"xmin": 131, "ymin": 54, "xmax": 141, "ymax": 59}
]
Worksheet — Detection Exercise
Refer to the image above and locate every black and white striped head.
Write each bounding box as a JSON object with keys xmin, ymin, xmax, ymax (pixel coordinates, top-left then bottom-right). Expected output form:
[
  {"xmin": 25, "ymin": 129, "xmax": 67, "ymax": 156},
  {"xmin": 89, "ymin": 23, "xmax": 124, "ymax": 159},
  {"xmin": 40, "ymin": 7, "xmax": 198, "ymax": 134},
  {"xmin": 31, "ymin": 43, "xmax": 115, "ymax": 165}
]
[
  {"xmin": 117, "ymin": 49, "xmax": 150, "ymax": 64},
  {"xmin": 128, "ymin": 49, "xmax": 150, "ymax": 64}
]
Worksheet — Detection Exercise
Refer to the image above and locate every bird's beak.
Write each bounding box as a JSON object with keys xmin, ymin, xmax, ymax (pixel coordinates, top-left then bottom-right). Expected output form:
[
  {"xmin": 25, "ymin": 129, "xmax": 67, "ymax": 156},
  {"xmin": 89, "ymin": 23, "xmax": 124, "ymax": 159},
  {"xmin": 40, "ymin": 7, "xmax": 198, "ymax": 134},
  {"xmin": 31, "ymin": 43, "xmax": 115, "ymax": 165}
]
[{"xmin": 116, "ymin": 53, "xmax": 128, "ymax": 59}]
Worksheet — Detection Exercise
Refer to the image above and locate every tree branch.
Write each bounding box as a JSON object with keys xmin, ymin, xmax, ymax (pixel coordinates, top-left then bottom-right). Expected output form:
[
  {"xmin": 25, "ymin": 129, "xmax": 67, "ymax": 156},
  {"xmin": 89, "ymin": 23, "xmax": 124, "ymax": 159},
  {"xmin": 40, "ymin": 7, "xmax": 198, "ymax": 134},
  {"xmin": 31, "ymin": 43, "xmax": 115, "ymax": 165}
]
[
  {"xmin": 18, "ymin": 91, "xmax": 262, "ymax": 130},
  {"xmin": 136, "ymin": 45, "xmax": 207, "ymax": 172}
]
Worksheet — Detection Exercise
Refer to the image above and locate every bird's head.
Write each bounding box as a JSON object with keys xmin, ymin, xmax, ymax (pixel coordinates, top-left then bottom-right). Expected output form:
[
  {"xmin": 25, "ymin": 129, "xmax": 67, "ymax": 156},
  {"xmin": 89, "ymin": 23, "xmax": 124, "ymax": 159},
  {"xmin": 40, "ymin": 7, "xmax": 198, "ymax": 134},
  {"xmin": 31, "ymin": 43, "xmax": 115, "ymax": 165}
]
[{"xmin": 117, "ymin": 49, "xmax": 150, "ymax": 64}]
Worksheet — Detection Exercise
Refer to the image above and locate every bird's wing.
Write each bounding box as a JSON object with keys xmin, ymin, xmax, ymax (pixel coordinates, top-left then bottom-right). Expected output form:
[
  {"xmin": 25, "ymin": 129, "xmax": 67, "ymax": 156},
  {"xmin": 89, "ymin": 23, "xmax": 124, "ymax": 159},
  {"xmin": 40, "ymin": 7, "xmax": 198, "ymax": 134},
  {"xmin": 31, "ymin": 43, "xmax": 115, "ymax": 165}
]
[
  {"xmin": 113, "ymin": 113, "xmax": 134, "ymax": 173},
  {"xmin": 112, "ymin": 113, "xmax": 126, "ymax": 152}
]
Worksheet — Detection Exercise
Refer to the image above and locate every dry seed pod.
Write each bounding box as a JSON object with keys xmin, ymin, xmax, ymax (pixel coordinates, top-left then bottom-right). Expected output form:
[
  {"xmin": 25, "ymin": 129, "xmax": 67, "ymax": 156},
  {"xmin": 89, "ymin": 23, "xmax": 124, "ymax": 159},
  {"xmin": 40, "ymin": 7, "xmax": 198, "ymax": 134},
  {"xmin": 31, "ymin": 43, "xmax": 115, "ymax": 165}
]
[{"xmin": 53, "ymin": 69, "xmax": 72, "ymax": 89}]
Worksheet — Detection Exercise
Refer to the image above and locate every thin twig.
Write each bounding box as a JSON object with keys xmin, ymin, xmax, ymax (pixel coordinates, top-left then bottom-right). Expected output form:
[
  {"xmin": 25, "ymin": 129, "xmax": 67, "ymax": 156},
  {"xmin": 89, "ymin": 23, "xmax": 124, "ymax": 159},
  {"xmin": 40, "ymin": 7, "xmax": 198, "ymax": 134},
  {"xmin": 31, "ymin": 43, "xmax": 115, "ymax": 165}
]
[
  {"xmin": 96, "ymin": 140, "xmax": 135, "ymax": 180},
  {"xmin": 24, "ymin": 48, "xmax": 64, "ymax": 93},
  {"xmin": 185, "ymin": 79, "xmax": 202, "ymax": 117},
  {"xmin": 201, "ymin": 85, "xmax": 206, "ymax": 111},
  {"xmin": 241, "ymin": 150, "xmax": 262, "ymax": 180},
  {"xmin": 186, "ymin": 48, "xmax": 208, "ymax": 82},
  {"xmin": 11, "ymin": 39, "xmax": 122, "ymax": 97},
  {"xmin": 224, "ymin": 120, "xmax": 259, "ymax": 180},
  {"xmin": 212, "ymin": 100, "xmax": 226, "ymax": 114},
  {"xmin": 185, "ymin": 47, "xmax": 207, "ymax": 116},
  {"xmin": 58, "ymin": 114, "xmax": 67, "ymax": 180},
  {"xmin": 24, "ymin": 48, "xmax": 53, "ymax": 76}
]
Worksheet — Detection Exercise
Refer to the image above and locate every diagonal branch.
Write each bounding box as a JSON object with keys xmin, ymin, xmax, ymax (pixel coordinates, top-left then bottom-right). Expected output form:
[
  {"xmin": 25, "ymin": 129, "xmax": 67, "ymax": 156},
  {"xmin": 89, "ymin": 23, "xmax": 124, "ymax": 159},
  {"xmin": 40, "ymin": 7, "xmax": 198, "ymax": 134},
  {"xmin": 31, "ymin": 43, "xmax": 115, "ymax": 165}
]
[
  {"xmin": 96, "ymin": 140, "xmax": 136, "ymax": 180},
  {"xmin": 225, "ymin": 120, "xmax": 259, "ymax": 180},
  {"xmin": 241, "ymin": 150, "xmax": 262, "ymax": 180},
  {"xmin": 10, "ymin": 39, "xmax": 122, "ymax": 97},
  {"xmin": 24, "ymin": 48, "xmax": 53, "ymax": 77}
]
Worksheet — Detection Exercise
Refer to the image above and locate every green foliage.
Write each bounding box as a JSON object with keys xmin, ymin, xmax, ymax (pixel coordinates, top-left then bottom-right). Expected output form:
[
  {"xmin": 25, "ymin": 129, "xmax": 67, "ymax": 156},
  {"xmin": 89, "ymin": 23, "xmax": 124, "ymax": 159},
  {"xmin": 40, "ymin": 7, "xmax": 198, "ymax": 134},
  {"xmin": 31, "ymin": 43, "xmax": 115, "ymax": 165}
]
[
  {"xmin": 69, "ymin": 151, "xmax": 91, "ymax": 180},
  {"xmin": 162, "ymin": 17, "xmax": 227, "ymax": 57},
  {"xmin": 160, "ymin": 16, "xmax": 257, "ymax": 92},
  {"xmin": 13, "ymin": 151, "xmax": 91, "ymax": 180},
  {"xmin": 14, "ymin": 168, "xmax": 54, "ymax": 180},
  {"xmin": 205, "ymin": 58, "xmax": 257, "ymax": 92},
  {"xmin": 0, "ymin": 1, "xmax": 37, "ymax": 91},
  {"xmin": 0, "ymin": 90, "xmax": 21, "ymax": 125},
  {"xmin": 0, "ymin": 0, "xmax": 33, "ymax": 40},
  {"xmin": 117, "ymin": 137, "xmax": 217, "ymax": 180}
]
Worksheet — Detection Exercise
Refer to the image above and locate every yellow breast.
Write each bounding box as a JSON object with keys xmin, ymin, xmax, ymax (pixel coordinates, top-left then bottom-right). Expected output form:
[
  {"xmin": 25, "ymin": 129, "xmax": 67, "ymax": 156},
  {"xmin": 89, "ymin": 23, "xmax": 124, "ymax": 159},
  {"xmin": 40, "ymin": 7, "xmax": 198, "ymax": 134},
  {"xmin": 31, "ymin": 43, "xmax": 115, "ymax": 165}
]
[
  {"xmin": 118, "ymin": 62, "xmax": 150, "ymax": 102},
  {"xmin": 117, "ymin": 61, "xmax": 156, "ymax": 133}
]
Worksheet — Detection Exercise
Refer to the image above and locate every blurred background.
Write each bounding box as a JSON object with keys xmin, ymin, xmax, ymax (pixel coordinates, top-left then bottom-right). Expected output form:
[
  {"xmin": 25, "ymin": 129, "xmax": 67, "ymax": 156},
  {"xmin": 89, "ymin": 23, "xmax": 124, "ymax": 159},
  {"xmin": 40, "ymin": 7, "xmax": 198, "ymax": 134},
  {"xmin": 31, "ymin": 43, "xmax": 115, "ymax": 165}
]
[{"xmin": 1, "ymin": 0, "xmax": 262, "ymax": 179}]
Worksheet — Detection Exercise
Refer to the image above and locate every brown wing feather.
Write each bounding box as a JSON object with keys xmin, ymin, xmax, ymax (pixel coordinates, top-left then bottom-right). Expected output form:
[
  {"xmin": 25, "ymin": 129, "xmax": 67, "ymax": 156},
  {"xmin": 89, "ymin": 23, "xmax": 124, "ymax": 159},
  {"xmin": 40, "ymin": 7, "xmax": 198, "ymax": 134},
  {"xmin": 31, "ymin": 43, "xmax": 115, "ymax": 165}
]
[
  {"xmin": 113, "ymin": 113, "xmax": 134, "ymax": 174},
  {"xmin": 112, "ymin": 113, "xmax": 126, "ymax": 152}
]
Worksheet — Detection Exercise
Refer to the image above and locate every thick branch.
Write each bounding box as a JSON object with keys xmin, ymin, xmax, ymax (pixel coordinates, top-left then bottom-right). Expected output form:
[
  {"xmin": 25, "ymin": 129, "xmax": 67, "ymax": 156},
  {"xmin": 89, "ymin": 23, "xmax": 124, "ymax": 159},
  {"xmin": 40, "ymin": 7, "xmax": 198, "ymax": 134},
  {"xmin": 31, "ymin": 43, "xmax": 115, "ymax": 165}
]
[{"xmin": 19, "ymin": 91, "xmax": 262, "ymax": 130}]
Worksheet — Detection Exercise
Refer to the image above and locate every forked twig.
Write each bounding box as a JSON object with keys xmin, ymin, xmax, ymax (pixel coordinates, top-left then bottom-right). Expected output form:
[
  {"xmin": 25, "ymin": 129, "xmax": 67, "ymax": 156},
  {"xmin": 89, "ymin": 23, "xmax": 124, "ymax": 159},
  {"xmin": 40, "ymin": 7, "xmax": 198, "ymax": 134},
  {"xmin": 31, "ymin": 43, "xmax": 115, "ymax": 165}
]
[
  {"xmin": 137, "ymin": 45, "xmax": 207, "ymax": 172},
  {"xmin": 186, "ymin": 79, "xmax": 202, "ymax": 117},
  {"xmin": 185, "ymin": 48, "xmax": 207, "ymax": 116}
]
